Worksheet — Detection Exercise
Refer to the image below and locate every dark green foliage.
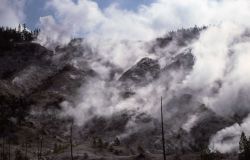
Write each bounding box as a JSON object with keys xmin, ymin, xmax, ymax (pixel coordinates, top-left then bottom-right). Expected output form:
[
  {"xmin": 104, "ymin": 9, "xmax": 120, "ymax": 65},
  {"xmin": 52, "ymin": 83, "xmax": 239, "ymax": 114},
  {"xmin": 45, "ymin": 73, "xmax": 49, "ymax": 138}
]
[
  {"xmin": 239, "ymin": 132, "xmax": 250, "ymax": 160},
  {"xmin": 0, "ymin": 24, "xmax": 40, "ymax": 51}
]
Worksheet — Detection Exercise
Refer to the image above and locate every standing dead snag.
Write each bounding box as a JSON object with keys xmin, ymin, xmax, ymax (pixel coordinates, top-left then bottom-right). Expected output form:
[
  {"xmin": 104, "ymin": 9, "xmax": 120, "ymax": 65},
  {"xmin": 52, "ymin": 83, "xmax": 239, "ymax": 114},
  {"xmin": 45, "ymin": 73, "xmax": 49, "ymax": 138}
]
[
  {"xmin": 25, "ymin": 141, "xmax": 28, "ymax": 159},
  {"xmin": 8, "ymin": 138, "xmax": 10, "ymax": 160},
  {"xmin": 161, "ymin": 97, "xmax": 166, "ymax": 160},
  {"xmin": 40, "ymin": 135, "xmax": 43, "ymax": 159},
  {"xmin": 37, "ymin": 137, "xmax": 39, "ymax": 160},
  {"xmin": 2, "ymin": 137, "xmax": 5, "ymax": 160},
  {"xmin": 37, "ymin": 135, "xmax": 42, "ymax": 160},
  {"xmin": 70, "ymin": 121, "xmax": 74, "ymax": 160}
]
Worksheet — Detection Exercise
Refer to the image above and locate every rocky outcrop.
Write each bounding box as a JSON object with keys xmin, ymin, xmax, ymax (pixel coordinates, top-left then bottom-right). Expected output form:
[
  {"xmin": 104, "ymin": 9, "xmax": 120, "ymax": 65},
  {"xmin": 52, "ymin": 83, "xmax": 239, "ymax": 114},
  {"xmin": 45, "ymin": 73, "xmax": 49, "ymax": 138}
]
[{"xmin": 119, "ymin": 57, "xmax": 160, "ymax": 86}]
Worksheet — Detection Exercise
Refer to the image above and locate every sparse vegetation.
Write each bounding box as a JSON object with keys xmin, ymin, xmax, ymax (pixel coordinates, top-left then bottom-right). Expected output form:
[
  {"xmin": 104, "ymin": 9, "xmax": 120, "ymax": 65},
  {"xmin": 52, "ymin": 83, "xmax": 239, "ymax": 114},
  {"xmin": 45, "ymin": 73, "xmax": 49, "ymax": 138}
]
[
  {"xmin": 200, "ymin": 147, "xmax": 224, "ymax": 160},
  {"xmin": 0, "ymin": 24, "xmax": 40, "ymax": 51},
  {"xmin": 239, "ymin": 132, "xmax": 250, "ymax": 160},
  {"xmin": 113, "ymin": 137, "xmax": 120, "ymax": 146}
]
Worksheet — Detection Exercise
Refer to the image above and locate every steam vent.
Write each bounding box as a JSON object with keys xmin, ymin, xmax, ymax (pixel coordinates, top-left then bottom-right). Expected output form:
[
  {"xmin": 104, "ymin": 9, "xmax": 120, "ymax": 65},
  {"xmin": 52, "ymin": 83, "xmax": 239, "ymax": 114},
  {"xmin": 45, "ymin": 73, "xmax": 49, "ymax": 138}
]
[{"xmin": 1, "ymin": 0, "xmax": 250, "ymax": 159}]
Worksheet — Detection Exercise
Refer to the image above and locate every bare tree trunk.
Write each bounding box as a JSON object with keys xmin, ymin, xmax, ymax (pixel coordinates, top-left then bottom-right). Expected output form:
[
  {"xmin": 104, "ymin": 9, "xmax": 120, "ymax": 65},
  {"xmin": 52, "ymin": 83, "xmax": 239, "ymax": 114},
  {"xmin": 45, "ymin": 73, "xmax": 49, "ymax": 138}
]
[
  {"xmin": 37, "ymin": 137, "xmax": 40, "ymax": 160},
  {"xmin": 40, "ymin": 136, "xmax": 43, "ymax": 159},
  {"xmin": 8, "ymin": 139, "xmax": 10, "ymax": 160},
  {"xmin": 2, "ymin": 138, "xmax": 5, "ymax": 160},
  {"xmin": 1, "ymin": 138, "xmax": 2, "ymax": 160},
  {"xmin": 161, "ymin": 97, "xmax": 166, "ymax": 160},
  {"xmin": 25, "ymin": 142, "xmax": 28, "ymax": 159},
  {"xmin": 70, "ymin": 122, "xmax": 73, "ymax": 160}
]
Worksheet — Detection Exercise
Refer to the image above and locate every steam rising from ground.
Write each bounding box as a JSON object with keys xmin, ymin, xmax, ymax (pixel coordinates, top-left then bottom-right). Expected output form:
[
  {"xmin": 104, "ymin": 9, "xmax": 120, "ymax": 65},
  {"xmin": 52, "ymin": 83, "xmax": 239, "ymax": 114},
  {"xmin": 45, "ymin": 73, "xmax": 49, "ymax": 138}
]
[
  {"xmin": 184, "ymin": 23, "xmax": 250, "ymax": 117},
  {"xmin": 38, "ymin": 0, "xmax": 250, "ymax": 47},
  {"xmin": 0, "ymin": 0, "xmax": 26, "ymax": 27},
  {"xmin": 209, "ymin": 114, "xmax": 250, "ymax": 153},
  {"xmin": 187, "ymin": 23, "xmax": 250, "ymax": 153},
  {"xmin": 35, "ymin": 0, "xmax": 250, "ymax": 153}
]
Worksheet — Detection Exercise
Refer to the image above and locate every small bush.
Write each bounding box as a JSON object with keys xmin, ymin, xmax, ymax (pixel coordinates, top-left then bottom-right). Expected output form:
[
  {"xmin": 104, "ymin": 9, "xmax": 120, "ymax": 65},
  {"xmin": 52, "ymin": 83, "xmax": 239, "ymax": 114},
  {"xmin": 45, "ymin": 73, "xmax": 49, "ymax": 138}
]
[{"xmin": 113, "ymin": 137, "xmax": 120, "ymax": 146}]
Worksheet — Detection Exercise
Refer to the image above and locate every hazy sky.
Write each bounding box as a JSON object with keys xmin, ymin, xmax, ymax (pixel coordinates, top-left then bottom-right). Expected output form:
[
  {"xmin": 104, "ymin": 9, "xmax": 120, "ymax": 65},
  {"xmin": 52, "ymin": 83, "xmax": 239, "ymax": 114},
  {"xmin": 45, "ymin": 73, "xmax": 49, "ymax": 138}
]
[
  {"xmin": 23, "ymin": 0, "xmax": 154, "ymax": 29},
  {"xmin": 2, "ymin": 0, "xmax": 250, "ymax": 42}
]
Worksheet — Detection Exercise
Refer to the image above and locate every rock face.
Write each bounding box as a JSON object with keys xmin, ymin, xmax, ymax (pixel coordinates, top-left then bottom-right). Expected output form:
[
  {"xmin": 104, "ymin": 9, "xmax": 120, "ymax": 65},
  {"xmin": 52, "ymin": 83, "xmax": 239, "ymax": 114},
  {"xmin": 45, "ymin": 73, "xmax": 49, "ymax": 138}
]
[
  {"xmin": 163, "ymin": 51, "xmax": 194, "ymax": 71},
  {"xmin": 119, "ymin": 57, "xmax": 160, "ymax": 85}
]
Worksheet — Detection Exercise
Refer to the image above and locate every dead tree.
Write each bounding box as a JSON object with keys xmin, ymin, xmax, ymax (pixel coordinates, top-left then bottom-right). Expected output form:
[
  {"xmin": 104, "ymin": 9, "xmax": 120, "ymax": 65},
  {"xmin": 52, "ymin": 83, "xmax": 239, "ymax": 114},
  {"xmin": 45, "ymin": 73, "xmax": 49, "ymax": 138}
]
[
  {"xmin": 2, "ymin": 138, "xmax": 5, "ymax": 160},
  {"xmin": 8, "ymin": 139, "xmax": 10, "ymax": 160},
  {"xmin": 37, "ymin": 136, "xmax": 40, "ymax": 160},
  {"xmin": 161, "ymin": 97, "xmax": 166, "ymax": 160},
  {"xmin": 40, "ymin": 136, "xmax": 43, "ymax": 159},
  {"xmin": 70, "ymin": 121, "xmax": 74, "ymax": 160},
  {"xmin": 25, "ymin": 141, "xmax": 28, "ymax": 159},
  {"xmin": 36, "ymin": 135, "xmax": 43, "ymax": 160}
]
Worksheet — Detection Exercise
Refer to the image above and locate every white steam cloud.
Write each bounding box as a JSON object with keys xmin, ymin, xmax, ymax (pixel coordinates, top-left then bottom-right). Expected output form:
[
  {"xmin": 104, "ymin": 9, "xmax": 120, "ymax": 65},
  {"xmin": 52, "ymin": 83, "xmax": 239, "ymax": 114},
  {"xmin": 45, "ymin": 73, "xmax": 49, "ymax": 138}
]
[
  {"xmin": 0, "ymin": 0, "xmax": 26, "ymax": 27},
  {"xmin": 38, "ymin": 0, "xmax": 250, "ymax": 46},
  {"xmin": 184, "ymin": 22, "xmax": 250, "ymax": 117},
  {"xmin": 185, "ymin": 22, "xmax": 250, "ymax": 153},
  {"xmin": 209, "ymin": 114, "xmax": 250, "ymax": 153},
  {"xmin": 2, "ymin": 0, "xmax": 250, "ymax": 154},
  {"xmin": 35, "ymin": 0, "xmax": 250, "ymax": 153}
]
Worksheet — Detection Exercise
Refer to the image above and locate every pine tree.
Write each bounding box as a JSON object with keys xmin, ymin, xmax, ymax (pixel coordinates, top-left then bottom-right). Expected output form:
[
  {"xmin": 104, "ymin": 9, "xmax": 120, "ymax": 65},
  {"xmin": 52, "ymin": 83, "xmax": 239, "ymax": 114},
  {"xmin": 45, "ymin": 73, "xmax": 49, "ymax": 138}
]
[
  {"xmin": 161, "ymin": 97, "xmax": 166, "ymax": 160},
  {"xmin": 239, "ymin": 132, "xmax": 250, "ymax": 160},
  {"xmin": 113, "ymin": 137, "xmax": 120, "ymax": 146},
  {"xmin": 70, "ymin": 121, "xmax": 73, "ymax": 160},
  {"xmin": 18, "ymin": 24, "xmax": 21, "ymax": 32},
  {"xmin": 22, "ymin": 24, "xmax": 26, "ymax": 32},
  {"xmin": 239, "ymin": 132, "xmax": 247, "ymax": 154}
]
